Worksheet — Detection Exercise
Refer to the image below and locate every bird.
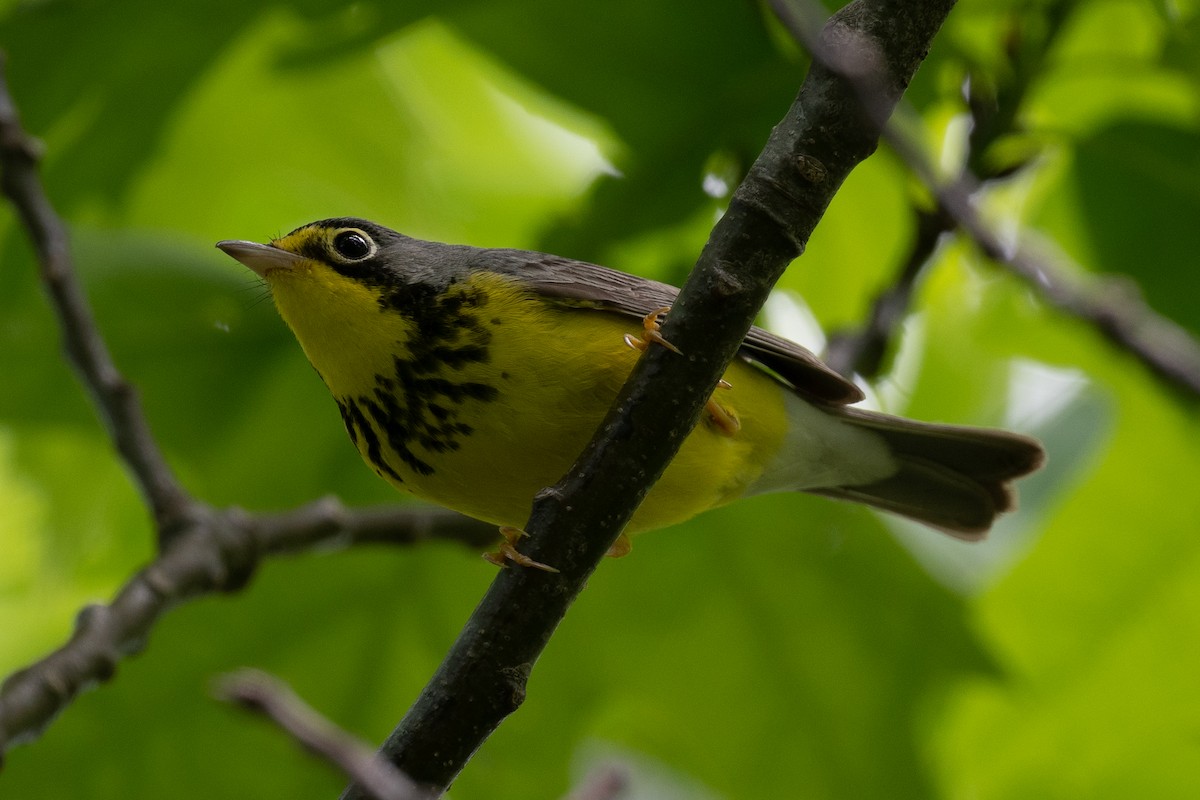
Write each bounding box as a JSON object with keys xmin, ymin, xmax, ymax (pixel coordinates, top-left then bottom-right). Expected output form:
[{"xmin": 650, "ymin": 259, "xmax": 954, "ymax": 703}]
[{"xmin": 217, "ymin": 217, "xmax": 1044, "ymax": 568}]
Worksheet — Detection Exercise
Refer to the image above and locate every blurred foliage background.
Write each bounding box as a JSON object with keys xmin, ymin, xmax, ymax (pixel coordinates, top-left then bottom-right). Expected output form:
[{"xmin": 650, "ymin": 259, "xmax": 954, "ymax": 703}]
[{"xmin": 2, "ymin": 0, "xmax": 1199, "ymax": 797}]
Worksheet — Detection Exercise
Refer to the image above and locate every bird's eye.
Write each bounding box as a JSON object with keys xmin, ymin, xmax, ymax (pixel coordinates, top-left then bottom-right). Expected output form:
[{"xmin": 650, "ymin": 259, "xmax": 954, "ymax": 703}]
[{"xmin": 332, "ymin": 229, "xmax": 374, "ymax": 262}]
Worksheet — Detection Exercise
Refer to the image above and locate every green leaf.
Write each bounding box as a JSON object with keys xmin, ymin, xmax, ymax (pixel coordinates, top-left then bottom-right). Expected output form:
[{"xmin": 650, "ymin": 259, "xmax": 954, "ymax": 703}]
[{"xmin": 1064, "ymin": 120, "xmax": 1200, "ymax": 335}]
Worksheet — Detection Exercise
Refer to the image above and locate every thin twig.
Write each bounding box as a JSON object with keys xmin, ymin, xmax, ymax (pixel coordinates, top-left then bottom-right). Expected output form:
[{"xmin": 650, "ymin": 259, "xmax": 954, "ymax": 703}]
[
  {"xmin": 0, "ymin": 52, "xmax": 192, "ymax": 536},
  {"xmin": 824, "ymin": 204, "xmax": 949, "ymax": 377},
  {"xmin": 217, "ymin": 670, "xmax": 438, "ymax": 800},
  {"xmin": 340, "ymin": 2, "xmax": 957, "ymax": 796},
  {"xmin": 891, "ymin": 136, "xmax": 1200, "ymax": 397},
  {"xmin": 246, "ymin": 497, "xmax": 497, "ymax": 554},
  {"xmin": 775, "ymin": 1, "xmax": 1200, "ymax": 397},
  {"xmin": 821, "ymin": 4, "xmax": 1061, "ymax": 379}
]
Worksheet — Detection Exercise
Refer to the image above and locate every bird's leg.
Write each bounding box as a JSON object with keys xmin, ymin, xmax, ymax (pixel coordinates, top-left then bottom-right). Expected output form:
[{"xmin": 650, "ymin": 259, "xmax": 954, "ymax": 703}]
[
  {"xmin": 483, "ymin": 526, "xmax": 561, "ymax": 573},
  {"xmin": 623, "ymin": 306, "xmax": 681, "ymax": 355}
]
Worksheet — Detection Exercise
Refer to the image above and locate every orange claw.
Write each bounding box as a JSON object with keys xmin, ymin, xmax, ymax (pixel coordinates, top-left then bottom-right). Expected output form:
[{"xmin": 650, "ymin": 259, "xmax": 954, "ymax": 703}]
[
  {"xmin": 706, "ymin": 378, "xmax": 740, "ymax": 436},
  {"xmin": 705, "ymin": 398, "xmax": 740, "ymax": 436},
  {"xmin": 623, "ymin": 306, "xmax": 682, "ymax": 355},
  {"xmin": 483, "ymin": 526, "xmax": 561, "ymax": 573},
  {"xmin": 606, "ymin": 532, "xmax": 633, "ymax": 558}
]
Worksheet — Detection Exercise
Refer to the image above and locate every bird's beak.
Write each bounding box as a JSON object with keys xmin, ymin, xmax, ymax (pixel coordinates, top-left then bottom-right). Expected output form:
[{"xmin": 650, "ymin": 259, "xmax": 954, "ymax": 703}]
[{"xmin": 216, "ymin": 239, "xmax": 305, "ymax": 278}]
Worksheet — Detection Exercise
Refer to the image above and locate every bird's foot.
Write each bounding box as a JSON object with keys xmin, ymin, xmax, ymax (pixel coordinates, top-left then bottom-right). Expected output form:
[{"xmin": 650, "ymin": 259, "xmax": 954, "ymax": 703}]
[
  {"xmin": 706, "ymin": 379, "xmax": 740, "ymax": 436},
  {"xmin": 625, "ymin": 309, "xmax": 738, "ymax": 436},
  {"xmin": 483, "ymin": 526, "xmax": 561, "ymax": 573},
  {"xmin": 623, "ymin": 306, "xmax": 682, "ymax": 355}
]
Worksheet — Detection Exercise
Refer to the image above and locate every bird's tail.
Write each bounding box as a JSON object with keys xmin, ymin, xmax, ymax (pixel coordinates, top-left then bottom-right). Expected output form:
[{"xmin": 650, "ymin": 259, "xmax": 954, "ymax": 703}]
[{"xmin": 806, "ymin": 407, "xmax": 1045, "ymax": 538}]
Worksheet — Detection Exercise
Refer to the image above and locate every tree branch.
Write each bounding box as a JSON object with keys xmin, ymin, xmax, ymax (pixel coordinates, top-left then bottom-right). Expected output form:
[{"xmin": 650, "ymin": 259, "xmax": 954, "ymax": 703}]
[
  {"xmin": 217, "ymin": 670, "xmax": 438, "ymax": 800},
  {"xmin": 781, "ymin": 4, "xmax": 1200, "ymax": 396},
  {"xmin": 217, "ymin": 670, "xmax": 629, "ymax": 800},
  {"xmin": 0, "ymin": 52, "xmax": 191, "ymax": 537},
  {"xmin": 921, "ymin": 171, "xmax": 1200, "ymax": 397},
  {"xmin": 825, "ymin": 203, "xmax": 949, "ymax": 377},
  {"xmin": 869, "ymin": 112, "xmax": 1200, "ymax": 396},
  {"xmin": 340, "ymin": 2, "xmax": 957, "ymax": 796},
  {"xmin": 0, "ymin": 499, "xmax": 494, "ymax": 759}
]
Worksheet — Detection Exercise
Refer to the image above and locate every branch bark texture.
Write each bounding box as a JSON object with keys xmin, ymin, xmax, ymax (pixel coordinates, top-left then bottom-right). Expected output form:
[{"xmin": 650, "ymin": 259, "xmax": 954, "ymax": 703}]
[{"xmin": 342, "ymin": 2, "xmax": 957, "ymax": 796}]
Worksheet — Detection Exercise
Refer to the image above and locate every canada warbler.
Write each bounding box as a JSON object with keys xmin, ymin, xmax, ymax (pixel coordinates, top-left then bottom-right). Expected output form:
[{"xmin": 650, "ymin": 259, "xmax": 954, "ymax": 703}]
[{"xmin": 217, "ymin": 218, "xmax": 1044, "ymax": 559}]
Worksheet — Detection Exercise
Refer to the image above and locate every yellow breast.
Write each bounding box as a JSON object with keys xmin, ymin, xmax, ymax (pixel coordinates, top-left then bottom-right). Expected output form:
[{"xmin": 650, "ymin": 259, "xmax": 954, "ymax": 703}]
[{"xmin": 267, "ymin": 264, "xmax": 791, "ymax": 533}]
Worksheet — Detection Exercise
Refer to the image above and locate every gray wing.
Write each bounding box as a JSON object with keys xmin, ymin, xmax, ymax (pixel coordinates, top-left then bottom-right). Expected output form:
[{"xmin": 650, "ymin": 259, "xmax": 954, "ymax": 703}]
[{"xmin": 481, "ymin": 249, "xmax": 864, "ymax": 405}]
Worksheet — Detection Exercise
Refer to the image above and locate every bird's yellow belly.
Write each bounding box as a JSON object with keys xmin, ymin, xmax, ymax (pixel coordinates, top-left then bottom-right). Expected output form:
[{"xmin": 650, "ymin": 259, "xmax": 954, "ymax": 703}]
[{"xmin": 281, "ymin": 271, "xmax": 791, "ymax": 534}]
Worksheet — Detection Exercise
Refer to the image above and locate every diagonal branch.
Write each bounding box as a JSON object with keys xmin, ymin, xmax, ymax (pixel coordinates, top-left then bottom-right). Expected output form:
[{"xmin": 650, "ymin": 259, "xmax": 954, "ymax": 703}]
[
  {"xmin": 0, "ymin": 52, "xmax": 191, "ymax": 536},
  {"xmin": 217, "ymin": 670, "xmax": 629, "ymax": 800},
  {"xmin": 824, "ymin": 203, "xmax": 949, "ymax": 377},
  {"xmin": 217, "ymin": 670, "xmax": 438, "ymax": 800},
  {"xmin": 777, "ymin": 2, "xmax": 1200, "ymax": 397},
  {"xmin": 340, "ymin": 2, "xmax": 957, "ymax": 796},
  {"xmin": 885, "ymin": 131, "xmax": 1200, "ymax": 397}
]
